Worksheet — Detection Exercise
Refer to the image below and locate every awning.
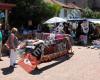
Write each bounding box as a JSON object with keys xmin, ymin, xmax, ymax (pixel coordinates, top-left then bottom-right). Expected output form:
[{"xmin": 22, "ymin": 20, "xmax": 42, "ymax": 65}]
[
  {"xmin": 87, "ymin": 19, "xmax": 100, "ymax": 24},
  {"xmin": 44, "ymin": 17, "xmax": 67, "ymax": 24},
  {"xmin": 0, "ymin": 3, "xmax": 16, "ymax": 10},
  {"xmin": 67, "ymin": 18, "xmax": 86, "ymax": 21}
]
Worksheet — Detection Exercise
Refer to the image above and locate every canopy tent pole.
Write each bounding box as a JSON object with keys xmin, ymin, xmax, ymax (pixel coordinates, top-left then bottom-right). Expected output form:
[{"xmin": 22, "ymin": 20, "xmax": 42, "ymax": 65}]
[{"xmin": 5, "ymin": 9, "xmax": 8, "ymax": 29}]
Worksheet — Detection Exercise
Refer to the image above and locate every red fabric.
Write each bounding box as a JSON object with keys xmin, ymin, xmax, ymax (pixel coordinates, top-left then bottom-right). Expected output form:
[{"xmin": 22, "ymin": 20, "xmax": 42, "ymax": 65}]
[
  {"xmin": 18, "ymin": 53, "xmax": 38, "ymax": 73},
  {"xmin": 44, "ymin": 45, "xmax": 56, "ymax": 55},
  {"xmin": 0, "ymin": 3, "xmax": 15, "ymax": 9},
  {"xmin": 42, "ymin": 33, "xmax": 50, "ymax": 40},
  {"xmin": 55, "ymin": 34, "xmax": 64, "ymax": 40}
]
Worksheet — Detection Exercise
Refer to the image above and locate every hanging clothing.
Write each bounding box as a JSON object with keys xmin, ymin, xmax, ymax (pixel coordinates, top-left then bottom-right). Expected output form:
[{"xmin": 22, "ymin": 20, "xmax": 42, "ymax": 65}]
[
  {"xmin": 80, "ymin": 23, "xmax": 89, "ymax": 45},
  {"xmin": 52, "ymin": 23, "xmax": 64, "ymax": 34},
  {"xmin": 81, "ymin": 25, "xmax": 89, "ymax": 35}
]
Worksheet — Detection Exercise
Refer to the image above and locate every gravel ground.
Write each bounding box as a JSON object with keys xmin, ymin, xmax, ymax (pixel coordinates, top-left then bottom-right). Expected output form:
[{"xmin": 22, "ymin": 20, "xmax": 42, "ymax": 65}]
[{"xmin": 0, "ymin": 46, "xmax": 100, "ymax": 80}]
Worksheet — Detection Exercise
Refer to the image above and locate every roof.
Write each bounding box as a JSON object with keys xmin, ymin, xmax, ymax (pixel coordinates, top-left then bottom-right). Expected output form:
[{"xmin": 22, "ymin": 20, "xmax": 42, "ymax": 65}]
[
  {"xmin": 44, "ymin": 0, "xmax": 82, "ymax": 10},
  {"xmin": 65, "ymin": 2, "xmax": 81, "ymax": 10},
  {"xmin": 0, "ymin": 3, "xmax": 16, "ymax": 10}
]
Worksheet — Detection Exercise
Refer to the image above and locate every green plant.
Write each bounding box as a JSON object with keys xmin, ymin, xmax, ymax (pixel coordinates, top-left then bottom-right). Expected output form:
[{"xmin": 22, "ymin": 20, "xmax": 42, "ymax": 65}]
[
  {"xmin": 9, "ymin": 0, "xmax": 61, "ymax": 27},
  {"xmin": 82, "ymin": 7, "xmax": 100, "ymax": 19}
]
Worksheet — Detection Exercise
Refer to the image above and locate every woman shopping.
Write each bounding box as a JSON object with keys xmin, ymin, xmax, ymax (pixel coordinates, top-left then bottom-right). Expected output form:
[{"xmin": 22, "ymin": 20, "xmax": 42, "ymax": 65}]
[{"xmin": 6, "ymin": 27, "xmax": 19, "ymax": 67}]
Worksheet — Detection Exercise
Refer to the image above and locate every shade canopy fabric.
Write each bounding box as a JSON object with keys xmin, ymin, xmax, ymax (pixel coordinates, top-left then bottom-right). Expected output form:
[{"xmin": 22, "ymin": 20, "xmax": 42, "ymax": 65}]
[
  {"xmin": 87, "ymin": 19, "xmax": 100, "ymax": 24},
  {"xmin": 0, "ymin": 3, "xmax": 16, "ymax": 10},
  {"xmin": 44, "ymin": 17, "xmax": 67, "ymax": 24}
]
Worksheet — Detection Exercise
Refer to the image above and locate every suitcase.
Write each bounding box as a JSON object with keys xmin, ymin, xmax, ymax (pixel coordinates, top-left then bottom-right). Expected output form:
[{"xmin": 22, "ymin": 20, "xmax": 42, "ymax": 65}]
[{"xmin": 18, "ymin": 53, "xmax": 38, "ymax": 73}]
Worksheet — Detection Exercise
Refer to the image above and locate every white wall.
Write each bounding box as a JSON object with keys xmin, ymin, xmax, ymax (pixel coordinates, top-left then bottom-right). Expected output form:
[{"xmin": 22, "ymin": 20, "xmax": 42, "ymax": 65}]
[{"xmin": 59, "ymin": 9, "xmax": 65, "ymax": 18}]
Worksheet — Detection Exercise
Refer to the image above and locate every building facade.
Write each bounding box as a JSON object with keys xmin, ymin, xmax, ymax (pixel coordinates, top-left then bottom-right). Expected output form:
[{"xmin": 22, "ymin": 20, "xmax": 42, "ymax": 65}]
[
  {"xmin": 45, "ymin": 0, "xmax": 100, "ymax": 19},
  {"xmin": 57, "ymin": 0, "xmax": 100, "ymax": 19},
  {"xmin": 93, "ymin": 0, "xmax": 100, "ymax": 10},
  {"xmin": 57, "ymin": 0, "xmax": 81, "ymax": 19}
]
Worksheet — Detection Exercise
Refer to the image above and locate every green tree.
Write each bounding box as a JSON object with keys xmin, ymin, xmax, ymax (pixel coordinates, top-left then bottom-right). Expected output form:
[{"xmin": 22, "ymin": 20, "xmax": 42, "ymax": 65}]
[
  {"xmin": 9, "ymin": 0, "xmax": 61, "ymax": 27},
  {"xmin": 0, "ymin": 0, "xmax": 5, "ymax": 2},
  {"xmin": 0, "ymin": 0, "xmax": 16, "ymax": 3},
  {"xmin": 82, "ymin": 7, "xmax": 100, "ymax": 19},
  {"xmin": 82, "ymin": 7, "xmax": 94, "ymax": 18}
]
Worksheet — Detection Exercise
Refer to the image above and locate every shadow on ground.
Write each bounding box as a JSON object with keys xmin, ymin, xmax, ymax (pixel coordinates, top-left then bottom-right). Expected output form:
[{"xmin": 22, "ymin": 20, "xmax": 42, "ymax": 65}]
[
  {"xmin": 31, "ymin": 54, "xmax": 73, "ymax": 75},
  {"xmin": 1, "ymin": 66, "xmax": 14, "ymax": 75}
]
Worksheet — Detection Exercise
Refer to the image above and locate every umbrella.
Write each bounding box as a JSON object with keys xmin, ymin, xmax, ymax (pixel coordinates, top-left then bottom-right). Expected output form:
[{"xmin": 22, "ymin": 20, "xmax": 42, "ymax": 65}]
[{"xmin": 44, "ymin": 17, "xmax": 67, "ymax": 24}]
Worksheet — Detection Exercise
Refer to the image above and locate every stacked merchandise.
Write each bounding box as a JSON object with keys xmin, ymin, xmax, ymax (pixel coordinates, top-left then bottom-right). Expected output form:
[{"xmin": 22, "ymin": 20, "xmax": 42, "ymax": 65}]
[
  {"xmin": 90, "ymin": 39, "xmax": 100, "ymax": 49},
  {"xmin": 18, "ymin": 40, "xmax": 45, "ymax": 73},
  {"xmin": 18, "ymin": 33, "xmax": 73, "ymax": 73}
]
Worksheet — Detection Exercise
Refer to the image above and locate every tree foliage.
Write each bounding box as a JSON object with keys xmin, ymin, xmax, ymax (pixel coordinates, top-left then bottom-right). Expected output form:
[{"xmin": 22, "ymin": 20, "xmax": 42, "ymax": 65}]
[
  {"xmin": 82, "ymin": 7, "xmax": 100, "ymax": 18},
  {"xmin": 0, "ymin": 0, "xmax": 5, "ymax": 2},
  {"xmin": 9, "ymin": 0, "xmax": 61, "ymax": 27}
]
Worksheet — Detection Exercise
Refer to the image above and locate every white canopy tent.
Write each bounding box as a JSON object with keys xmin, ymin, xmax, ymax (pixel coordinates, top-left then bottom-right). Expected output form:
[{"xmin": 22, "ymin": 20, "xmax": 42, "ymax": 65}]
[
  {"xmin": 87, "ymin": 19, "xmax": 100, "ymax": 24},
  {"xmin": 44, "ymin": 17, "xmax": 67, "ymax": 24}
]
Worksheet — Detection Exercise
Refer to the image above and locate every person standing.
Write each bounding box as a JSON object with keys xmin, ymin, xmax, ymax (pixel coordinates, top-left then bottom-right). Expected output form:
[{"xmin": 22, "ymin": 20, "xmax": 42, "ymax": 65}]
[
  {"xmin": 6, "ymin": 27, "xmax": 19, "ymax": 67},
  {"xmin": 0, "ymin": 27, "xmax": 2, "ymax": 61}
]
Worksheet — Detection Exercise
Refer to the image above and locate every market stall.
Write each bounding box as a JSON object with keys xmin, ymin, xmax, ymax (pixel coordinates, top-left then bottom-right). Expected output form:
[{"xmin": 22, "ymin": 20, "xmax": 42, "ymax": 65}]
[
  {"xmin": 86, "ymin": 19, "xmax": 100, "ymax": 48},
  {"xmin": 13, "ymin": 16, "xmax": 74, "ymax": 73},
  {"xmin": 18, "ymin": 33, "xmax": 73, "ymax": 73}
]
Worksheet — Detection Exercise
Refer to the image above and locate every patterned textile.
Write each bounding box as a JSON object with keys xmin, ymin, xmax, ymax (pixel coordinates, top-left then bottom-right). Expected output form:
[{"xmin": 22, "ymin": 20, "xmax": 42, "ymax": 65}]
[
  {"xmin": 25, "ymin": 40, "xmax": 44, "ymax": 59},
  {"xmin": 52, "ymin": 23, "xmax": 64, "ymax": 34},
  {"xmin": 18, "ymin": 33, "xmax": 72, "ymax": 59},
  {"xmin": 80, "ymin": 35, "xmax": 87, "ymax": 44},
  {"xmin": 35, "ymin": 33, "xmax": 72, "ymax": 51},
  {"xmin": 18, "ymin": 53, "xmax": 38, "ymax": 73}
]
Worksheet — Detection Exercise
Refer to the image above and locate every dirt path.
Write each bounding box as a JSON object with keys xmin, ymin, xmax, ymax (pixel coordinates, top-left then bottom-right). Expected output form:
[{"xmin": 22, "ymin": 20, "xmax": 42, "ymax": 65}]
[{"xmin": 0, "ymin": 46, "xmax": 100, "ymax": 80}]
